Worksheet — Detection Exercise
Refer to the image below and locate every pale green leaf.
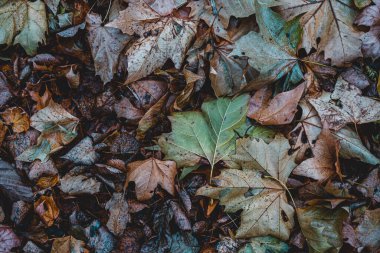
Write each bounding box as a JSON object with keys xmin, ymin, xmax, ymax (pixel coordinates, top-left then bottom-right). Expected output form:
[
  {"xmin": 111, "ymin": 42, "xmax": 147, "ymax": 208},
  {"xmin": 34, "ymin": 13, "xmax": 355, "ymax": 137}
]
[{"xmin": 238, "ymin": 236, "xmax": 288, "ymax": 253}]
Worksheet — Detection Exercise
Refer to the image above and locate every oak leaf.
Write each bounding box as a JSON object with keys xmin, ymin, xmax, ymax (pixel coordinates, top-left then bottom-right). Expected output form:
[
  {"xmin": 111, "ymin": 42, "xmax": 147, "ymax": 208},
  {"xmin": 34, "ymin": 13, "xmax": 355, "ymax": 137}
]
[
  {"xmin": 126, "ymin": 158, "xmax": 177, "ymax": 201},
  {"xmin": 197, "ymin": 135, "xmax": 296, "ymax": 240}
]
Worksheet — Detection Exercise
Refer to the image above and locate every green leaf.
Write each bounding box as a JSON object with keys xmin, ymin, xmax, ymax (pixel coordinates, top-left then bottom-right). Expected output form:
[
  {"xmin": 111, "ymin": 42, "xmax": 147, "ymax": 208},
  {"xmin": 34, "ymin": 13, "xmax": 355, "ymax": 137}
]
[
  {"xmin": 179, "ymin": 165, "xmax": 200, "ymax": 180},
  {"xmin": 158, "ymin": 95, "xmax": 249, "ymax": 170},
  {"xmin": 298, "ymin": 206, "xmax": 348, "ymax": 253},
  {"xmin": 0, "ymin": 0, "xmax": 48, "ymax": 55},
  {"xmin": 229, "ymin": 1, "xmax": 302, "ymax": 90},
  {"xmin": 238, "ymin": 236, "xmax": 289, "ymax": 253}
]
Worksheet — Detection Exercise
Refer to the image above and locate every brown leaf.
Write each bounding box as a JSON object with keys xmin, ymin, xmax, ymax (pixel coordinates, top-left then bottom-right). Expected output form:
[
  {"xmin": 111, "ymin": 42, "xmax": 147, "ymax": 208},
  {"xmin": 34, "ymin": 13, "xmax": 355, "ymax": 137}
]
[
  {"xmin": 105, "ymin": 193, "xmax": 130, "ymax": 236},
  {"xmin": 247, "ymin": 83, "xmax": 304, "ymax": 125},
  {"xmin": 51, "ymin": 236, "xmax": 89, "ymax": 253},
  {"xmin": 130, "ymin": 79, "xmax": 168, "ymax": 110},
  {"xmin": 34, "ymin": 195, "xmax": 60, "ymax": 227},
  {"xmin": 0, "ymin": 72, "xmax": 13, "ymax": 107},
  {"xmin": 293, "ymin": 125, "xmax": 340, "ymax": 182},
  {"xmin": 0, "ymin": 225, "xmax": 21, "ymax": 252},
  {"xmin": 1, "ymin": 107, "xmax": 30, "ymax": 133},
  {"xmin": 114, "ymin": 97, "xmax": 144, "ymax": 123},
  {"xmin": 29, "ymin": 88, "xmax": 52, "ymax": 110},
  {"xmin": 126, "ymin": 157, "xmax": 177, "ymax": 201},
  {"xmin": 357, "ymin": 168, "xmax": 380, "ymax": 204},
  {"xmin": 28, "ymin": 159, "xmax": 58, "ymax": 181},
  {"xmin": 356, "ymin": 208, "xmax": 380, "ymax": 252}
]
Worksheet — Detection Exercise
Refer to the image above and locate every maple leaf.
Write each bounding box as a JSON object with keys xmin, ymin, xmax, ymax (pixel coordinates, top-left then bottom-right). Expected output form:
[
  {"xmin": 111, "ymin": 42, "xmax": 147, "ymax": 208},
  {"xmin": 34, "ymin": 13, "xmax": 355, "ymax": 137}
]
[
  {"xmin": 197, "ymin": 135, "xmax": 296, "ymax": 240},
  {"xmin": 278, "ymin": 0, "xmax": 363, "ymax": 66},
  {"xmin": 86, "ymin": 13, "xmax": 131, "ymax": 83},
  {"xmin": 248, "ymin": 83, "xmax": 304, "ymax": 125},
  {"xmin": 309, "ymin": 76, "xmax": 380, "ymax": 131},
  {"xmin": 107, "ymin": 0, "xmax": 197, "ymax": 84},
  {"xmin": 0, "ymin": 0, "xmax": 47, "ymax": 55},
  {"xmin": 158, "ymin": 95, "xmax": 249, "ymax": 171},
  {"xmin": 126, "ymin": 158, "xmax": 177, "ymax": 201},
  {"xmin": 229, "ymin": 1, "xmax": 303, "ymax": 90}
]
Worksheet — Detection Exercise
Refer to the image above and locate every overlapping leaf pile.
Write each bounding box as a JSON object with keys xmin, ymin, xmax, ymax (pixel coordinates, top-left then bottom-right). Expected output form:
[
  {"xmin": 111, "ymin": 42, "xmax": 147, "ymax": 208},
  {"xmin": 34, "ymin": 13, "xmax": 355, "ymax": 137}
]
[{"xmin": 0, "ymin": 0, "xmax": 379, "ymax": 252}]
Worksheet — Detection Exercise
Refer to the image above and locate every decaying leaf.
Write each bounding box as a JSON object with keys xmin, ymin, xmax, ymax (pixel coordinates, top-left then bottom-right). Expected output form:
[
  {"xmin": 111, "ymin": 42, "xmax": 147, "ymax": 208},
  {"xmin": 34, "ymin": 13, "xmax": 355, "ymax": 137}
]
[
  {"xmin": 159, "ymin": 95, "xmax": 249, "ymax": 170},
  {"xmin": 198, "ymin": 135, "xmax": 296, "ymax": 240},
  {"xmin": 86, "ymin": 13, "xmax": 131, "ymax": 83},
  {"xmin": 105, "ymin": 193, "xmax": 130, "ymax": 236},
  {"xmin": 34, "ymin": 195, "xmax": 60, "ymax": 226},
  {"xmin": 61, "ymin": 136, "xmax": 99, "ymax": 165},
  {"xmin": 126, "ymin": 157, "xmax": 177, "ymax": 201},
  {"xmin": 0, "ymin": 225, "xmax": 22, "ymax": 252},
  {"xmin": 248, "ymin": 83, "xmax": 304, "ymax": 125},
  {"xmin": 51, "ymin": 236, "xmax": 89, "ymax": 253},
  {"xmin": 0, "ymin": 0, "xmax": 48, "ymax": 55},
  {"xmin": 356, "ymin": 208, "xmax": 380, "ymax": 252},
  {"xmin": 238, "ymin": 236, "xmax": 288, "ymax": 253},
  {"xmin": 278, "ymin": 0, "xmax": 363, "ymax": 66},
  {"xmin": 230, "ymin": 1, "xmax": 303, "ymax": 90},
  {"xmin": 298, "ymin": 206, "xmax": 348, "ymax": 253},
  {"xmin": 114, "ymin": 97, "xmax": 145, "ymax": 123},
  {"xmin": 59, "ymin": 167, "xmax": 101, "ymax": 195},
  {"xmin": 293, "ymin": 125, "xmax": 341, "ymax": 182},
  {"xmin": 309, "ymin": 77, "xmax": 380, "ymax": 131},
  {"xmin": 1, "ymin": 107, "xmax": 30, "ymax": 133}
]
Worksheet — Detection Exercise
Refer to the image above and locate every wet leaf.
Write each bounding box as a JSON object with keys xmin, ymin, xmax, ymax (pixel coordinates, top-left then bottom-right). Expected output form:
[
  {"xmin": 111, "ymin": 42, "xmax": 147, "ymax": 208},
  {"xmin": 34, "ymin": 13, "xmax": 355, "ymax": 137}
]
[
  {"xmin": 105, "ymin": 193, "xmax": 130, "ymax": 236},
  {"xmin": 61, "ymin": 137, "xmax": 99, "ymax": 165},
  {"xmin": 238, "ymin": 236, "xmax": 288, "ymax": 253}
]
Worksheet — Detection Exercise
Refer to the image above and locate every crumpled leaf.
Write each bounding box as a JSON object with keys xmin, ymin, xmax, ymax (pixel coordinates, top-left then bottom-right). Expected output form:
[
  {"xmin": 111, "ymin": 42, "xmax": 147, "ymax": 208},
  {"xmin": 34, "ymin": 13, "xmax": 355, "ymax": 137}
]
[
  {"xmin": 279, "ymin": 0, "xmax": 363, "ymax": 66},
  {"xmin": 51, "ymin": 236, "xmax": 89, "ymax": 253},
  {"xmin": 126, "ymin": 158, "xmax": 177, "ymax": 201},
  {"xmin": 309, "ymin": 77, "xmax": 380, "ymax": 131},
  {"xmin": 230, "ymin": 1, "xmax": 303, "ymax": 90},
  {"xmin": 0, "ymin": 225, "xmax": 22, "ymax": 252},
  {"xmin": 34, "ymin": 195, "xmax": 60, "ymax": 226},
  {"xmin": 357, "ymin": 168, "xmax": 380, "ymax": 203},
  {"xmin": 248, "ymin": 83, "xmax": 304, "ymax": 125},
  {"xmin": 61, "ymin": 136, "xmax": 99, "ymax": 165},
  {"xmin": 298, "ymin": 206, "xmax": 348, "ymax": 253},
  {"xmin": 238, "ymin": 236, "xmax": 288, "ymax": 253},
  {"xmin": 59, "ymin": 167, "xmax": 101, "ymax": 195},
  {"xmin": 198, "ymin": 135, "xmax": 296, "ymax": 240},
  {"xmin": 159, "ymin": 94, "xmax": 249, "ymax": 169},
  {"xmin": 1, "ymin": 107, "xmax": 30, "ymax": 133},
  {"xmin": 17, "ymin": 101, "xmax": 79, "ymax": 162},
  {"xmin": 0, "ymin": 159, "xmax": 33, "ymax": 202},
  {"xmin": 0, "ymin": 0, "xmax": 48, "ymax": 55},
  {"xmin": 355, "ymin": 0, "xmax": 380, "ymax": 60},
  {"xmin": 107, "ymin": 1, "xmax": 197, "ymax": 84},
  {"xmin": 86, "ymin": 13, "xmax": 131, "ymax": 83},
  {"xmin": 293, "ymin": 125, "xmax": 341, "ymax": 182},
  {"xmin": 356, "ymin": 208, "xmax": 380, "ymax": 252},
  {"xmin": 105, "ymin": 193, "xmax": 130, "ymax": 236}
]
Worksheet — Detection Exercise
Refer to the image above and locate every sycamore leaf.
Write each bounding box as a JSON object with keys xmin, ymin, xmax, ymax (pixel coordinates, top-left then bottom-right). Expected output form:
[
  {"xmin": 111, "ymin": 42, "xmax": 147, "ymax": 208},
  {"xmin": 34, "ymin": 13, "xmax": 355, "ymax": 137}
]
[
  {"xmin": 230, "ymin": 1, "xmax": 303, "ymax": 90},
  {"xmin": 158, "ymin": 94, "xmax": 249, "ymax": 168},
  {"xmin": 0, "ymin": 226, "xmax": 21, "ymax": 252},
  {"xmin": 0, "ymin": 0, "xmax": 47, "ymax": 55},
  {"xmin": 309, "ymin": 77, "xmax": 380, "ymax": 131},
  {"xmin": 105, "ymin": 193, "xmax": 130, "ymax": 236},
  {"xmin": 51, "ymin": 236, "xmax": 89, "ymax": 253},
  {"xmin": 248, "ymin": 83, "xmax": 304, "ymax": 125},
  {"xmin": 197, "ymin": 135, "xmax": 296, "ymax": 240},
  {"xmin": 356, "ymin": 208, "xmax": 380, "ymax": 252},
  {"xmin": 86, "ymin": 13, "xmax": 131, "ymax": 83},
  {"xmin": 238, "ymin": 236, "xmax": 289, "ymax": 253},
  {"xmin": 293, "ymin": 125, "xmax": 340, "ymax": 182},
  {"xmin": 278, "ymin": 0, "xmax": 363, "ymax": 66},
  {"xmin": 126, "ymin": 158, "xmax": 177, "ymax": 201},
  {"xmin": 298, "ymin": 206, "xmax": 348, "ymax": 253}
]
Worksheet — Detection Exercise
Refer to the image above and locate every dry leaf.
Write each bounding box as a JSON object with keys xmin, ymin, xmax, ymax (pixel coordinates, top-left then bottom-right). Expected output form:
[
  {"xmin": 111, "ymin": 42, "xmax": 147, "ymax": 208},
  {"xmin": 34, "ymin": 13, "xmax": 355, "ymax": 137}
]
[
  {"xmin": 114, "ymin": 97, "xmax": 144, "ymax": 123},
  {"xmin": 1, "ymin": 107, "xmax": 30, "ymax": 133},
  {"xmin": 0, "ymin": 225, "xmax": 22, "ymax": 252},
  {"xmin": 61, "ymin": 137, "xmax": 99, "ymax": 165},
  {"xmin": 105, "ymin": 193, "xmax": 130, "ymax": 236},
  {"xmin": 59, "ymin": 168, "xmax": 101, "ymax": 195},
  {"xmin": 126, "ymin": 158, "xmax": 177, "ymax": 201},
  {"xmin": 51, "ymin": 236, "xmax": 89, "ymax": 253},
  {"xmin": 248, "ymin": 83, "xmax": 304, "ymax": 125},
  {"xmin": 29, "ymin": 88, "xmax": 52, "ymax": 110},
  {"xmin": 34, "ymin": 195, "xmax": 60, "ymax": 226}
]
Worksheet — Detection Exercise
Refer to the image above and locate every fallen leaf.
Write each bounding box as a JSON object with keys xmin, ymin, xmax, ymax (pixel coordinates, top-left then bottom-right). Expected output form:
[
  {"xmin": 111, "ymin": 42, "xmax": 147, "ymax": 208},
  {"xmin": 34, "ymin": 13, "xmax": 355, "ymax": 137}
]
[
  {"xmin": 28, "ymin": 159, "xmax": 58, "ymax": 181},
  {"xmin": 105, "ymin": 193, "xmax": 130, "ymax": 236},
  {"xmin": 298, "ymin": 206, "xmax": 348, "ymax": 253},
  {"xmin": 0, "ymin": 121, "xmax": 7, "ymax": 146},
  {"xmin": 1, "ymin": 107, "xmax": 30, "ymax": 133},
  {"xmin": 341, "ymin": 67, "xmax": 370, "ymax": 90},
  {"xmin": 44, "ymin": 0, "xmax": 60, "ymax": 14},
  {"xmin": 278, "ymin": 0, "xmax": 363, "ymax": 66},
  {"xmin": 0, "ymin": 72, "xmax": 13, "ymax": 106},
  {"xmin": 114, "ymin": 97, "xmax": 145, "ymax": 123},
  {"xmin": 0, "ymin": 225, "xmax": 22, "ymax": 252},
  {"xmin": 65, "ymin": 66, "xmax": 80, "ymax": 88},
  {"xmin": 229, "ymin": 1, "xmax": 303, "ymax": 90},
  {"xmin": 159, "ymin": 94, "xmax": 249, "ymax": 169},
  {"xmin": 130, "ymin": 79, "xmax": 168, "ymax": 110},
  {"xmin": 34, "ymin": 195, "xmax": 59, "ymax": 226},
  {"xmin": 126, "ymin": 157, "xmax": 177, "ymax": 201},
  {"xmin": 36, "ymin": 174, "xmax": 59, "ymax": 189},
  {"xmin": 238, "ymin": 236, "xmax": 288, "ymax": 253},
  {"xmin": 51, "ymin": 236, "xmax": 89, "ymax": 253},
  {"xmin": 309, "ymin": 77, "xmax": 380, "ymax": 131},
  {"xmin": 293, "ymin": 125, "xmax": 340, "ymax": 182},
  {"xmin": 59, "ymin": 167, "xmax": 101, "ymax": 195},
  {"xmin": 86, "ymin": 13, "xmax": 131, "ymax": 83},
  {"xmin": 248, "ymin": 83, "xmax": 304, "ymax": 125},
  {"xmin": 357, "ymin": 168, "xmax": 380, "ymax": 203},
  {"xmin": 85, "ymin": 220, "xmax": 116, "ymax": 253},
  {"xmin": 61, "ymin": 136, "xmax": 99, "ymax": 165},
  {"xmin": 198, "ymin": 135, "xmax": 297, "ymax": 240},
  {"xmin": 0, "ymin": 159, "xmax": 33, "ymax": 201},
  {"xmin": 356, "ymin": 208, "xmax": 380, "ymax": 252},
  {"xmin": 29, "ymin": 88, "xmax": 52, "ymax": 110},
  {"xmin": 0, "ymin": 0, "xmax": 48, "ymax": 55}
]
